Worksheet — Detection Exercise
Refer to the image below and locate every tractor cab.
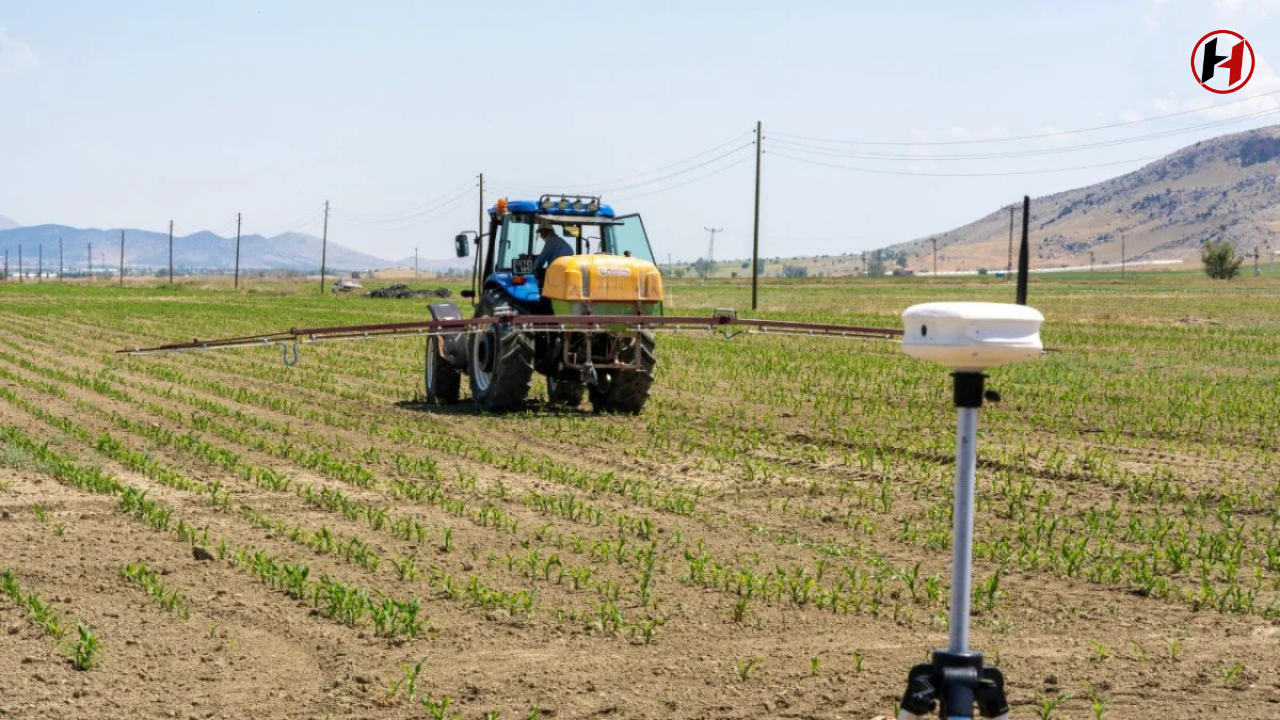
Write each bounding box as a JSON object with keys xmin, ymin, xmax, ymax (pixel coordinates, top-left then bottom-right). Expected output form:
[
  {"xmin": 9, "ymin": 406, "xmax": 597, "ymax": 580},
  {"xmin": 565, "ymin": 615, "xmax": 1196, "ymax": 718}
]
[
  {"xmin": 430, "ymin": 194, "xmax": 665, "ymax": 412},
  {"xmin": 455, "ymin": 195, "xmax": 661, "ymax": 315}
]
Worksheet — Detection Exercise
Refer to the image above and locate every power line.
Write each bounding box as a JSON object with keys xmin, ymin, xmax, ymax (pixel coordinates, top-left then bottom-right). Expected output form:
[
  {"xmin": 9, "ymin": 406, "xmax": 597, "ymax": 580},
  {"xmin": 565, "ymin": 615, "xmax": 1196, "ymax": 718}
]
[
  {"xmin": 769, "ymin": 150, "xmax": 1162, "ymax": 178},
  {"xmin": 592, "ymin": 143, "xmax": 754, "ymax": 193},
  {"xmin": 332, "ymin": 183, "xmax": 477, "ymax": 226},
  {"xmin": 612, "ymin": 155, "xmax": 753, "ymax": 202},
  {"xmin": 488, "ymin": 131, "xmax": 754, "ymax": 194},
  {"xmin": 334, "ymin": 188, "xmax": 478, "ymax": 233},
  {"xmin": 767, "ymin": 107, "xmax": 1280, "ymax": 161},
  {"xmin": 770, "ymin": 88, "xmax": 1280, "ymax": 146},
  {"xmin": 491, "ymin": 142, "xmax": 754, "ymax": 198},
  {"xmin": 253, "ymin": 204, "xmax": 327, "ymax": 237}
]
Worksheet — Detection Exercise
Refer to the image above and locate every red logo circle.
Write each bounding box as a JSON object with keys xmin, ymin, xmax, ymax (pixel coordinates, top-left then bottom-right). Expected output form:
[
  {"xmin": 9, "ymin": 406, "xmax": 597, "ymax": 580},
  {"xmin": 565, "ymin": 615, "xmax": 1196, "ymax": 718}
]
[{"xmin": 1191, "ymin": 30, "xmax": 1255, "ymax": 94}]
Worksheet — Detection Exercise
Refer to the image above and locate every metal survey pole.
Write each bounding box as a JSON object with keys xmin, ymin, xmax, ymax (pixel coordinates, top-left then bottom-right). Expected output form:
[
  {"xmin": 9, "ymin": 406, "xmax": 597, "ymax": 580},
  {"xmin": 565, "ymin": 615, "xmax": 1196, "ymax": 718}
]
[
  {"xmin": 898, "ymin": 371, "xmax": 1009, "ymax": 720},
  {"xmin": 948, "ymin": 387, "xmax": 980, "ymax": 654}
]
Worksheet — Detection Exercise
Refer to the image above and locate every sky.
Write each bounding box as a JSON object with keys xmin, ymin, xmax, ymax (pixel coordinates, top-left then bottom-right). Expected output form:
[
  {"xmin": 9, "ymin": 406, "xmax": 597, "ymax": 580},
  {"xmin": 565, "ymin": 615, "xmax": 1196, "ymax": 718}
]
[{"xmin": 2, "ymin": 1, "xmax": 1280, "ymax": 263}]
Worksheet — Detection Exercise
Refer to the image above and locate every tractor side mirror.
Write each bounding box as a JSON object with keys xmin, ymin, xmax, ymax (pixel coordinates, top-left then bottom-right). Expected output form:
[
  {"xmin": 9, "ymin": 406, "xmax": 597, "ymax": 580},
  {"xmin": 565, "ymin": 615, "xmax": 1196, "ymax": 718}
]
[{"xmin": 455, "ymin": 234, "xmax": 471, "ymax": 258}]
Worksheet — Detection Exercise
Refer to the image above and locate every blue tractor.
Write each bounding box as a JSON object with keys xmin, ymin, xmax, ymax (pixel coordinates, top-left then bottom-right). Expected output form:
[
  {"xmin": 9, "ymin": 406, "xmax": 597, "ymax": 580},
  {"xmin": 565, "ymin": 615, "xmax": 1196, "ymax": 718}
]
[{"xmin": 426, "ymin": 194, "xmax": 666, "ymax": 413}]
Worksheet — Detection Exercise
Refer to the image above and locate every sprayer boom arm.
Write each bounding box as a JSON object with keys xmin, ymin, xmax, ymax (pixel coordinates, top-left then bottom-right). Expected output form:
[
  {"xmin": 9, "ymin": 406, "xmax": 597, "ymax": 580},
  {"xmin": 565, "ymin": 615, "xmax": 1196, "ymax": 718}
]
[{"xmin": 118, "ymin": 312, "xmax": 902, "ymax": 355}]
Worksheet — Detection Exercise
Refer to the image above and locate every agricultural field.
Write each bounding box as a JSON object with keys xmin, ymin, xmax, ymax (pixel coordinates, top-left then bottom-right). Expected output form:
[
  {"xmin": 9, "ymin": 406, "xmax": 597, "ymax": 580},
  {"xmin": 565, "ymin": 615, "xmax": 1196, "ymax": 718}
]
[{"xmin": 2, "ymin": 273, "xmax": 1280, "ymax": 719}]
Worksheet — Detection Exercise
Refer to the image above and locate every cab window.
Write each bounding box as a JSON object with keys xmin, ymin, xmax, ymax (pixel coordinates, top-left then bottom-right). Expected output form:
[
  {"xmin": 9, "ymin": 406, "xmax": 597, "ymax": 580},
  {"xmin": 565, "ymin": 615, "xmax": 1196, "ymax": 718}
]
[{"xmin": 602, "ymin": 215, "xmax": 655, "ymax": 264}]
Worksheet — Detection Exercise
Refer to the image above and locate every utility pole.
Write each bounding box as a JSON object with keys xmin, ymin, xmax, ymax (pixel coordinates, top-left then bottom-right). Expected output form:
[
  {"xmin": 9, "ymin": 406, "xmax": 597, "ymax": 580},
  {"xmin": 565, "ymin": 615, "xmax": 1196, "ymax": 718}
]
[
  {"xmin": 931, "ymin": 237, "xmax": 938, "ymax": 277},
  {"xmin": 1089, "ymin": 250, "xmax": 1095, "ymax": 274},
  {"xmin": 1017, "ymin": 195, "xmax": 1030, "ymax": 305},
  {"xmin": 319, "ymin": 201, "xmax": 329, "ymax": 295},
  {"xmin": 1007, "ymin": 206, "xmax": 1015, "ymax": 280},
  {"xmin": 38, "ymin": 244, "xmax": 42, "ymax": 283},
  {"xmin": 234, "ymin": 212, "xmax": 242, "ymax": 289},
  {"xmin": 414, "ymin": 247, "xmax": 419, "ymax": 280},
  {"xmin": 1120, "ymin": 233, "xmax": 1126, "ymax": 278},
  {"xmin": 2, "ymin": 250, "xmax": 6, "ymax": 281},
  {"xmin": 168, "ymin": 220, "xmax": 174, "ymax": 284},
  {"xmin": 861, "ymin": 250, "xmax": 867, "ymax": 276},
  {"xmin": 119, "ymin": 231, "xmax": 125, "ymax": 286},
  {"xmin": 58, "ymin": 237, "xmax": 63, "ymax": 281},
  {"xmin": 478, "ymin": 173, "xmax": 484, "ymax": 241},
  {"xmin": 1254, "ymin": 246, "xmax": 1261, "ymax": 277},
  {"xmin": 87, "ymin": 243, "xmax": 92, "ymax": 281},
  {"xmin": 667, "ymin": 253, "xmax": 673, "ymax": 277},
  {"xmin": 18, "ymin": 245, "xmax": 22, "ymax": 283},
  {"xmin": 702, "ymin": 226, "xmax": 722, "ymax": 279},
  {"xmin": 751, "ymin": 120, "xmax": 763, "ymax": 310}
]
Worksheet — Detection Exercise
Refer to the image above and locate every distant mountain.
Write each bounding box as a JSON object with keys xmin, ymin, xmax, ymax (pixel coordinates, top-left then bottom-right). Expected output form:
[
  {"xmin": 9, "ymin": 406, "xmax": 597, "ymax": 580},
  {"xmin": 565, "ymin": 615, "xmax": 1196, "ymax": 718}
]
[
  {"xmin": 0, "ymin": 225, "xmax": 393, "ymax": 272},
  {"xmin": 0, "ymin": 215, "xmax": 20, "ymax": 231},
  {"xmin": 884, "ymin": 124, "xmax": 1280, "ymax": 272},
  {"xmin": 389, "ymin": 254, "xmax": 473, "ymax": 273}
]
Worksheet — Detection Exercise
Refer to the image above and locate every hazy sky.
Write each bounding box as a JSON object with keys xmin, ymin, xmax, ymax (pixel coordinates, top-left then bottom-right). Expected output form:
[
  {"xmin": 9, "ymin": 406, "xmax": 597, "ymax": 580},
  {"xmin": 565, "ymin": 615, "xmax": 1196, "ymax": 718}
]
[{"xmin": 2, "ymin": 1, "xmax": 1279, "ymax": 262}]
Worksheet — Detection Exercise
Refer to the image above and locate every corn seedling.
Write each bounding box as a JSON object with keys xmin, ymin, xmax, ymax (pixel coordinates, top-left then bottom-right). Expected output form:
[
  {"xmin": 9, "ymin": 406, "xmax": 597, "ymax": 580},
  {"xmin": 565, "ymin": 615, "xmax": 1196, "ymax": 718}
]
[
  {"xmin": 120, "ymin": 561, "xmax": 190, "ymax": 619},
  {"xmin": 70, "ymin": 621, "xmax": 101, "ymax": 670},
  {"xmin": 421, "ymin": 695, "xmax": 455, "ymax": 720},
  {"xmin": 735, "ymin": 656, "xmax": 763, "ymax": 681},
  {"xmin": 852, "ymin": 649, "xmax": 866, "ymax": 672},
  {"xmin": 1034, "ymin": 692, "xmax": 1069, "ymax": 720},
  {"xmin": 1087, "ymin": 639, "xmax": 1110, "ymax": 662},
  {"xmin": 1087, "ymin": 684, "xmax": 1109, "ymax": 720}
]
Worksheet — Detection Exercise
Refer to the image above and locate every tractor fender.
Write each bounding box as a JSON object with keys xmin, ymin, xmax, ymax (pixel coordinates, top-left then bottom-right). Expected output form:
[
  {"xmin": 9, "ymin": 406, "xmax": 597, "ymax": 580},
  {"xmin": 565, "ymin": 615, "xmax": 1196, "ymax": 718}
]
[{"xmin": 428, "ymin": 302, "xmax": 469, "ymax": 369}]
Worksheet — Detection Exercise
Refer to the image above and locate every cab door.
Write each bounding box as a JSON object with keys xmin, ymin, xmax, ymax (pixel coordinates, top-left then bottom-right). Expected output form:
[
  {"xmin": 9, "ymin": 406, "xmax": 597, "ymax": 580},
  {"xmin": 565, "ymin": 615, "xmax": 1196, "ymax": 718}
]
[{"xmin": 606, "ymin": 214, "xmax": 657, "ymax": 265}]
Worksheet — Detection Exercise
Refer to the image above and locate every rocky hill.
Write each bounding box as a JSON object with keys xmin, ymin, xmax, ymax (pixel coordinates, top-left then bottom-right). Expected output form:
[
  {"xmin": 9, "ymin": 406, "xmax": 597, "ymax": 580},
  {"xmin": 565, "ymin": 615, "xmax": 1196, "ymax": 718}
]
[{"xmin": 885, "ymin": 124, "xmax": 1280, "ymax": 272}]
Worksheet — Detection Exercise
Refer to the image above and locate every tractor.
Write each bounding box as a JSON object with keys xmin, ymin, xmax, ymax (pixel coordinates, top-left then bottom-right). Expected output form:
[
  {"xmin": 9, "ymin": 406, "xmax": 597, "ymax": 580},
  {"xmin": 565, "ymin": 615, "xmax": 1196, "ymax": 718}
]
[{"xmin": 425, "ymin": 194, "xmax": 665, "ymax": 413}]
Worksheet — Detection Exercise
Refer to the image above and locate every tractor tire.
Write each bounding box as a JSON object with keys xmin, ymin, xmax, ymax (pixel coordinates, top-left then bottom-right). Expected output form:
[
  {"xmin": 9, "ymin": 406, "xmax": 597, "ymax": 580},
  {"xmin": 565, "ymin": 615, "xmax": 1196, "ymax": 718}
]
[
  {"xmin": 424, "ymin": 335, "xmax": 461, "ymax": 403},
  {"xmin": 546, "ymin": 376, "xmax": 585, "ymax": 407},
  {"xmin": 469, "ymin": 317, "xmax": 534, "ymax": 412},
  {"xmin": 591, "ymin": 332, "xmax": 656, "ymax": 414}
]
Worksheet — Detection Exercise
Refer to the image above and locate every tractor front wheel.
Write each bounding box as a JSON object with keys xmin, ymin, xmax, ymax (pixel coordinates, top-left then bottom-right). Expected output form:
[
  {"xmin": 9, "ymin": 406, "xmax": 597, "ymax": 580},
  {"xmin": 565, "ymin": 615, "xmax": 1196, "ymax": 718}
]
[{"xmin": 469, "ymin": 321, "xmax": 534, "ymax": 412}]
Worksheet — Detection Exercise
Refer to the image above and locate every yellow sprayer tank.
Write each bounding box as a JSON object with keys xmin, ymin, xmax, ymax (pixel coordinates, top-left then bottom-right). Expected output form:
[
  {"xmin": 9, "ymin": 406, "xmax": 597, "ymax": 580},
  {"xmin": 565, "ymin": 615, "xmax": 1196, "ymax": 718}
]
[{"xmin": 542, "ymin": 255, "xmax": 664, "ymax": 316}]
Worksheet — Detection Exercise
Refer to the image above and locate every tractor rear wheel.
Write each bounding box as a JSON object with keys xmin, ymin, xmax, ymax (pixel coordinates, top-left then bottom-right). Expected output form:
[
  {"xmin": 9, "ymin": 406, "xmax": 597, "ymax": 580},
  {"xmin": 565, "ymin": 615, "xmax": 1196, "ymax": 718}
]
[
  {"xmin": 590, "ymin": 332, "xmax": 656, "ymax": 414},
  {"xmin": 546, "ymin": 376, "xmax": 585, "ymax": 407},
  {"xmin": 469, "ymin": 319, "xmax": 534, "ymax": 412},
  {"xmin": 425, "ymin": 335, "xmax": 461, "ymax": 403}
]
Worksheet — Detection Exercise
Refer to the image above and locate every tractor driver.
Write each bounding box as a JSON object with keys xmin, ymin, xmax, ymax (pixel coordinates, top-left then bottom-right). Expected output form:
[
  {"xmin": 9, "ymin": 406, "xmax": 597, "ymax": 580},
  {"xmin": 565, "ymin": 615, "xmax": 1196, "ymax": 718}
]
[{"xmin": 534, "ymin": 222, "xmax": 574, "ymax": 286}]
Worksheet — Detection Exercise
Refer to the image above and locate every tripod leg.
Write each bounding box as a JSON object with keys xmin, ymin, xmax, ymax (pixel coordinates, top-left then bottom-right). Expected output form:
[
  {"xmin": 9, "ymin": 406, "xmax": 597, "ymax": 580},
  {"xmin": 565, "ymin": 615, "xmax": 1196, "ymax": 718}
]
[
  {"xmin": 976, "ymin": 665, "xmax": 1010, "ymax": 719},
  {"xmin": 897, "ymin": 663, "xmax": 936, "ymax": 719}
]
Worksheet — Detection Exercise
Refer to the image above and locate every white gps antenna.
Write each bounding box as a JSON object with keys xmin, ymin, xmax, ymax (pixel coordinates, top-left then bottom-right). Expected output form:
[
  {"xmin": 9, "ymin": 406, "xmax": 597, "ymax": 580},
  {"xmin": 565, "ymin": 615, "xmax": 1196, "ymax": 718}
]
[{"xmin": 895, "ymin": 197, "xmax": 1043, "ymax": 720}]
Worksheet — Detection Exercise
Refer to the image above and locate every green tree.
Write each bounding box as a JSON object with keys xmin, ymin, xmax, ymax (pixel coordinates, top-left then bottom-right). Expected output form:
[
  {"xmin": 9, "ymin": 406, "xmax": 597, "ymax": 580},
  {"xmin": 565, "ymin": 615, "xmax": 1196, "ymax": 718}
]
[
  {"xmin": 866, "ymin": 250, "xmax": 886, "ymax": 276},
  {"xmin": 690, "ymin": 257, "xmax": 716, "ymax": 279},
  {"xmin": 1201, "ymin": 239, "xmax": 1243, "ymax": 280}
]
